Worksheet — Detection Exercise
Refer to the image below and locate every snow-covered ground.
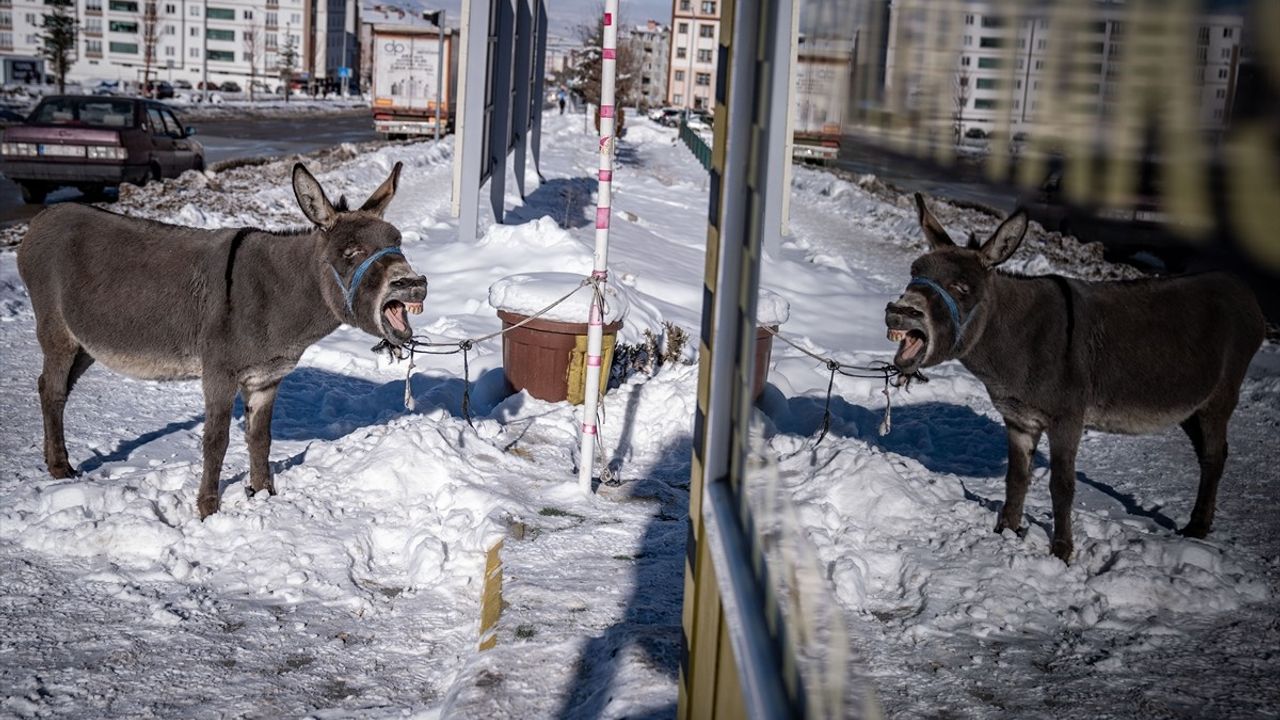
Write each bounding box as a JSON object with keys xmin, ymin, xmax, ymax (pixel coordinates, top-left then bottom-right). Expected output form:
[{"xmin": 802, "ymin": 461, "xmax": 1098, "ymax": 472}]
[{"xmin": 1, "ymin": 112, "xmax": 1277, "ymax": 719}]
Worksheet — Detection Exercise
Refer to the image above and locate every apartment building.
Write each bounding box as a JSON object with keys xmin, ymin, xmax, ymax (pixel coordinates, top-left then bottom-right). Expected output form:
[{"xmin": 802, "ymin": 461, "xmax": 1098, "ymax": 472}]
[
  {"xmin": 885, "ymin": 0, "xmax": 1243, "ymax": 137},
  {"xmin": 621, "ymin": 20, "xmax": 667, "ymax": 110},
  {"xmin": 666, "ymin": 0, "xmax": 719, "ymax": 110},
  {"xmin": 0, "ymin": 0, "xmax": 356, "ymax": 91}
]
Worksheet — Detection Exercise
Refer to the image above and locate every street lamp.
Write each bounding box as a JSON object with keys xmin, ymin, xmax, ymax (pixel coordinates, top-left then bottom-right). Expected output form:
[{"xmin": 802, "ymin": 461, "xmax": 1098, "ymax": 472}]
[{"xmin": 423, "ymin": 9, "xmax": 445, "ymax": 141}]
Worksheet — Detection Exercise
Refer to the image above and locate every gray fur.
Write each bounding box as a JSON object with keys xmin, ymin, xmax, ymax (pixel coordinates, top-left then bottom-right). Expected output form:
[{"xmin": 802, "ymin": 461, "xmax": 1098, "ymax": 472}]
[
  {"xmin": 18, "ymin": 162, "xmax": 427, "ymax": 518},
  {"xmin": 886, "ymin": 194, "xmax": 1265, "ymax": 562}
]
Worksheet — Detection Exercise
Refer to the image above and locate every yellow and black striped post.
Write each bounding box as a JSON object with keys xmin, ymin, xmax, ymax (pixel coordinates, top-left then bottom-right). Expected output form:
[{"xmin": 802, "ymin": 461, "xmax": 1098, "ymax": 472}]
[{"xmin": 678, "ymin": 0, "xmax": 807, "ymax": 717}]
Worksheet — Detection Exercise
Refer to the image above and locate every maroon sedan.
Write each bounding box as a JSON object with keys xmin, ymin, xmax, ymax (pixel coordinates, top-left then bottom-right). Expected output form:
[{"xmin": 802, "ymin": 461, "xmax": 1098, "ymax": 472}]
[{"xmin": 0, "ymin": 95, "xmax": 205, "ymax": 203}]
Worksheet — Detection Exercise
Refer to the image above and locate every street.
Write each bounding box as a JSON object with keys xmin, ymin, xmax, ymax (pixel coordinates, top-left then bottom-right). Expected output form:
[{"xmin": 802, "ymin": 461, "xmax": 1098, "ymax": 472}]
[{"xmin": 0, "ymin": 108, "xmax": 379, "ymax": 226}]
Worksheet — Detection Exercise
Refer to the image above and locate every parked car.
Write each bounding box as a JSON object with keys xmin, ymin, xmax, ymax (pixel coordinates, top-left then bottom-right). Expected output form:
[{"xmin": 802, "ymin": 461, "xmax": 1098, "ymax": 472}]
[
  {"xmin": 0, "ymin": 95, "xmax": 205, "ymax": 203},
  {"xmin": 90, "ymin": 80, "xmax": 120, "ymax": 96},
  {"xmin": 249, "ymin": 80, "xmax": 276, "ymax": 96},
  {"xmin": 965, "ymin": 127, "xmax": 987, "ymax": 139},
  {"xmin": 144, "ymin": 80, "xmax": 175, "ymax": 99},
  {"xmin": 173, "ymin": 79, "xmax": 193, "ymax": 90},
  {"xmin": 220, "ymin": 81, "xmax": 242, "ymax": 93}
]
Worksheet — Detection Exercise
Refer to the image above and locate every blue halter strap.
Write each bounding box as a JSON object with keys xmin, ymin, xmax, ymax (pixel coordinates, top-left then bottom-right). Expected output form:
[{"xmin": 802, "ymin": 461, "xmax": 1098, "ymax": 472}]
[
  {"xmin": 908, "ymin": 276, "xmax": 974, "ymax": 350},
  {"xmin": 332, "ymin": 246, "xmax": 404, "ymax": 314}
]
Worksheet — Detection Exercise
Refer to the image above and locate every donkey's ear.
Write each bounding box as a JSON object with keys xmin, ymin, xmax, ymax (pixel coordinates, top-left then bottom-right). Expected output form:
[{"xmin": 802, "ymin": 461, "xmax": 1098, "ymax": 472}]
[
  {"xmin": 914, "ymin": 193, "xmax": 954, "ymax": 249},
  {"xmin": 979, "ymin": 208, "xmax": 1029, "ymax": 267},
  {"xmin": 360, "ymin": 161, "xmax": 403, "ymax": 217},
  {"xmin": 292, "ymin": 163, "xmax": 337, "ymax": 228}
]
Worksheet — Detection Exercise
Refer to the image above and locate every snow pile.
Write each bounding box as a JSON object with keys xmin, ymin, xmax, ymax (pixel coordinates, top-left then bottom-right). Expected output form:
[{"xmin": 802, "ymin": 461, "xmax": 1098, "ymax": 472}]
[
  {"xmin": 488, "ymin": 270, "xmax": 631, "ymax": 325},
  {"xmin": 1, "ymin": 109, "xmax": 1277, "ymax": 719}
]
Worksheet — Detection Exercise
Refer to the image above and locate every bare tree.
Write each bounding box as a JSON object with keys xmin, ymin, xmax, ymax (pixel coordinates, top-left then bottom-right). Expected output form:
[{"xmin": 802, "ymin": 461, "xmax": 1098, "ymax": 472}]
[
  {"xmin": 39, "ymin": 0, "xmax": 77, "ymax": 94},
  {"xmin": 953, "ymin": 67, "xmax": 972, "ymax": 145},
  {"xmin": 243, "ymin": 24, "xmax": 263, "ymax": 101},
  {"xmin": 279, "ymin": 29, "xmax": 299, "ymax": 103},
  {"xmin": 570, "ymin": 4, "xmax": 640, "ymax": 135},
  {"xmin": 141, "ymin": 1, "xmax": 158, "ymax": 96}
]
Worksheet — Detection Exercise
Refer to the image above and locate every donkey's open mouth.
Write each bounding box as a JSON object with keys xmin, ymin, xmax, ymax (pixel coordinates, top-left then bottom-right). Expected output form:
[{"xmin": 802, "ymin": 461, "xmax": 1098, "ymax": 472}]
[
  {"xmin": 380, "ymin": 297, "xmax": 424, "ymax": 343},
  {"xmin": 888, "ymin": 326, "xmax": 929, "ymax": 372}
]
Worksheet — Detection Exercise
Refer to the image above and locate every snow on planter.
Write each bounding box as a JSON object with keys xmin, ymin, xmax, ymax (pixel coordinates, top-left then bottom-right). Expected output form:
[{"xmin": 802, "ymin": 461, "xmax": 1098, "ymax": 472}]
[
  {"xmin": 752, "ymin": 288, "xmax": 791, "ymax": 399},
  {"xmin": 489, "ymin": 272, "xmax": 631, "ymax": 404},
  {"xmin": 488, "ymin": 271, "xmax": 630, "ymax": 326}
]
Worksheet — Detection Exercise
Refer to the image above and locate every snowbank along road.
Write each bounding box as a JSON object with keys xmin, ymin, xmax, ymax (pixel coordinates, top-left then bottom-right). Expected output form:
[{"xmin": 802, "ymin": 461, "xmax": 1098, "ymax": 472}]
[{"xmin": 1, "ymin": 113, "xmax": 1277, "ymax": 719}]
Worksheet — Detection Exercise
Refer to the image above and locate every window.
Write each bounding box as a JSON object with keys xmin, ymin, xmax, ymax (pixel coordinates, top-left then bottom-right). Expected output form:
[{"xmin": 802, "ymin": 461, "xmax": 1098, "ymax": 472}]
[
  {"xmin": 699, "ymin": 25, "xmax": 713, "ymax": 38},
  {"xmin": 109, "ymin": 21, "xmax": 138, "ymax": 33},
  {"xmin": 977, "ymin": 57, "xmax": 1002, "ymax": 69},
  {"xmin": 678, "ymin": 22, "xmax": 688, "ymax": 33},
  {"xmin": 163, "ymin": 24, "xmax": 174, "ymax": 35},
  {"xmin": 266, "ymin": 12, "xmax": 277, "ymax": 26},
  {"xmin": 1218, "ymin": 68, "xmax": 1228, "ymax": 79},
  {"xmin": 243, "ymin": 10, "xmax": 253, "ymax": 19},
  {"xmin": 85, "ymin": 39, "xmax": 102, "ymax": 53},
  {"xmin": 109, "ymin": 41, "xmax": 138, "ymax": 54},
  {"xmin": 1216, "ymin": 88, "xmax": 1226, "ymax": 98},
  {"xmin": 673, "ymin": 94, "xmax": 683, "ymax": 105},
  {"xmin": 189, "ymin": 6, "xmax": 199, "ymax": 16},
  {"xmin": 265, "ymin": 34, "xmax": 277, "ymax": 49},
  {"xmin": 1223, "ymin": 27, "xmax": 1233, "ymax": 38},
  {"xmin": 974, "ymin": 98, "xmax": 997, "ymax": 109},
  {"xmin": 146, "ymin": 107, "xmax": 165, "ymax": 135},
  {"xmin": 697, "ymin": 49, "xmax": 712, "ymax": 62},
  {"xmin": 86, "ymin": 0, "xmax": 103, "ymax": 11},
  {"xmin": 189, "ymin": 26, "xmax": 197, "ymax": 36},
  {"xmin": 108, "ymin": 1, "xmax": 138, "ymax": 11},
  {"xmin": 975, "ymin": 78, "xmax": 1000, "ymax": 90},
  {"xmin": 963, "ymin": 35, "xmax": 972, "ymax": 46},
  {"xmin": 164, "ymin": 3, "xmax": 175, "ymax": 13},
  {"xmin": 676, "ymin": 46, "xmax": 686, "ymax": 58},
  {"xmin": 701, "ymin": 1, "xmax": 715, "ymax": 12},
  {"xmin": 1221, "ymin": 48, "xmax": 1231, "ymax": 59},
  {"xmin": 679, "ymin": 0, "xmax": 690, "ymax": 10},
  {"xmin": 189, "ymin": 47, "xmax": 199, "ymax": 58},
  {"xmin": 960, "ymin": 56, "xmax": 970, "ymax": 66},
  {"xmin": 1034, "ymin": 59, "xmax": 1045, "ymax": 70},
  {"xmin": 981, "ymin": 16, "xmax": 1004, "ymax": 28},
  {"xmin": 0, "ymin": 32, "xmax": 12, "ymax": 49},
  {"xmin": 1198, "ymin": 26, "xmax": 1209, "ymax": 44},
  {"xmin": 1036, "ymin": 38, "xmax": 1047, "ymax": 50},
  {"xmin": 965, "ymin": 14, "xmax": 974, "ymax": 25},
  {"xmin": 206, "ymin": 7, "xmax": 235, "ymax": 20},
  {"xmin": 85, "ymin": 18, "xmax": 102, "ymax": 33},
  {"xmin": 207, "ymin": 28, "xmax": 234, "ymax": 41},
  {"xmin": 674, "ymin": 70, "xmax": 685, "ymax": 81},
  {"xmin": 979, "ymin": 37, "xmax": 1003, "ymax": 48},
  {"xmin": 164, "ymin": 45, "xmax": 174, "ymax": 55},
  {"xmin": 24, "ymin": 12, "xmax": 36, "ymax": 25},
  {"xmin": 207, "ymin": 49, "xmax": 235, "ymax": 61},
  {"xmin": 695, "ymin": 72, "xmax": 710, "ymax": 86}
]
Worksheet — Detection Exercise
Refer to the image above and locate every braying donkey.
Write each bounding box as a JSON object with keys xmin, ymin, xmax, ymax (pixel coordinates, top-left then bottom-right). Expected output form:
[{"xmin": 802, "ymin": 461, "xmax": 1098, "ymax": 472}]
[
  {"xmin": 885, "ymin": 193, "xmax": 1264, "ymax": 562},
  {"xmin": 19, "ymin": 162, "xmax": 428, "ymax": 518}
]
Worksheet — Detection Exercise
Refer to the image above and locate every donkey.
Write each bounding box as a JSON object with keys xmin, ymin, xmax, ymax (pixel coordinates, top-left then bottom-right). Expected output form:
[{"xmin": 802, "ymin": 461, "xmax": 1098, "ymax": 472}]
[
  {"xmin": 885, "ymin": 194, "xmax": 1264, "ymax": 562},
  {"xmin": 18, "ymin": 162, "xmax": 428, "ymax": 518}
]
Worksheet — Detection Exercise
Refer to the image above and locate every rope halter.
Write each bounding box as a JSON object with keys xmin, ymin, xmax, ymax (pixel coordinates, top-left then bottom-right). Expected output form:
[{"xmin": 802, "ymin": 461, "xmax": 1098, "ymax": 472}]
[
  {"xmin": 907, "ymin": 276, "xmax": 974, "ymax": 351},
  {"xmin": 331, "ymin": 246, "xmax": 404, "ymax": 314}
]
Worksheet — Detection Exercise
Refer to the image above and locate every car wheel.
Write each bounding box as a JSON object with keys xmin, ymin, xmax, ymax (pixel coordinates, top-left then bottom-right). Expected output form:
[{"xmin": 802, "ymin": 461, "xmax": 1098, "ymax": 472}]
[
  {"xmin": 80, "ymin": 183, "xmax": 108, "ymax": 200},
  {"xmin": 193, "ymin": 156, "xmax": 205, "ymax": 173},
  {"xmin": 150, "ymin": 163, "xmax": 163, "ymax": 183},
  {"xmin": 18, "ymin": 182, "xmax": 49, "ymax": 204}
]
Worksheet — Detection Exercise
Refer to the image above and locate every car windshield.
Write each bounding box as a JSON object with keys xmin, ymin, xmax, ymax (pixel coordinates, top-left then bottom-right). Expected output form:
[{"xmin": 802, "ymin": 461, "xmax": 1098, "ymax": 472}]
[{"xmin": 28, "ymin": 98, "xmax": 136, "ymax": 128}]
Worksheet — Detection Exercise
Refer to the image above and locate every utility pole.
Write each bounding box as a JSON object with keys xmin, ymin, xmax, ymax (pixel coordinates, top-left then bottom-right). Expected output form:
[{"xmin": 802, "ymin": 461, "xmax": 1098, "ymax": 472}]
[{"xmin": 424, "ymin": 9, "xmax": 446, "ymax": 140}]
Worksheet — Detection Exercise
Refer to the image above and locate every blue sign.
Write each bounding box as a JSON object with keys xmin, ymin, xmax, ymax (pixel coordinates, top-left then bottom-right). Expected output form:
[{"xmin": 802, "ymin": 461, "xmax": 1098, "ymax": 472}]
[{"xmin": 338, "ymin": 66, "xmax": 351, "ymax": 79}]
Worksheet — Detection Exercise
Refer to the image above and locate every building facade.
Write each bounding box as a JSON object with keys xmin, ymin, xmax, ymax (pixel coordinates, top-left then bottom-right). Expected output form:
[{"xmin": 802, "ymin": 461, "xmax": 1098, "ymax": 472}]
[
  {"xmin": 884, "ymin": 0, "xmax": 1244, "ymax": 138},
  {"xmin": 621, "ymin": 19, "xmax": 667, "ymax": 110},
  {"xmin": 666, "ymin": 0, "xmax": 720, "ymax": 110},
  {"xmin": 0, "ymin": 0, "xmax": 356, "ymax": 92}
]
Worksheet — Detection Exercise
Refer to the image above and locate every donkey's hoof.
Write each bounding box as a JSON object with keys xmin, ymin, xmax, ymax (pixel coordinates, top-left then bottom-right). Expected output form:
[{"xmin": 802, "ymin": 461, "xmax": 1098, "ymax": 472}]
[
  {"xmin": 246, "ymin": 480, "xmax": 277, "ymax": 499},
  {"xmin": 1179, "ymin": 523, "xmax": 1210, "ymax": 539},
  {"xmin": 994, "ymin": 518, "xmax": 1027, "ymax": 539},
  {"xmin": 1050, "ymin": 539, "xmax": 1074, "ymax": 564},
  {"xmin": 197, "ymin": 494, "xmax": 221, "ymax": 519}
]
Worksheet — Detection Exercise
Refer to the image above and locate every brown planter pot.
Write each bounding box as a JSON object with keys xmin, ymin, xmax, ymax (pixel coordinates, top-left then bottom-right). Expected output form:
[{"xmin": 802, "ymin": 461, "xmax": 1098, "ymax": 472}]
[
  {"xmin": 754, "ymin": 325, "xmax": 777, "ymax": 400},
  {"xmin": 497, "ymin": 310, "xmax": 624, "ymax": 405}
]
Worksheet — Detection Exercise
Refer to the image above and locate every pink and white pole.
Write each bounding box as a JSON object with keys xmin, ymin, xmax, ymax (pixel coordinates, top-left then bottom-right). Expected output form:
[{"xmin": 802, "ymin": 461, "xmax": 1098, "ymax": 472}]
[{"xmin": 578, "ymin": 0, "xmax": 619, "ymax": 493}]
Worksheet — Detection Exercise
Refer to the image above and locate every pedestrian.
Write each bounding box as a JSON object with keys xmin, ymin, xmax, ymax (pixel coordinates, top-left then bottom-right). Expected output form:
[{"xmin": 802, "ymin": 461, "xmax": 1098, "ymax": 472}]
[{"xmin": 558, "ymin": 87, "xmax": 567, "ymax": 115}]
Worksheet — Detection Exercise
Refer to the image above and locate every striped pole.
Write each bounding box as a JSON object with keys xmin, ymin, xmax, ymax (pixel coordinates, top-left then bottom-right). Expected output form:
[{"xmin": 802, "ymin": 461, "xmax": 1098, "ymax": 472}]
[{"xmin": 578, "ymin": 0, "xmax": 619, "ymax": 493}]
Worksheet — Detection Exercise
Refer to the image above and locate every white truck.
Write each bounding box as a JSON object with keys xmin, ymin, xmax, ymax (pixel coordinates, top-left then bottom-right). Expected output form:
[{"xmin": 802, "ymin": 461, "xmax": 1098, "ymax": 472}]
[
  {"xmin": 370, "ymin": 25, "xmax": 458, "ymax": 139},
  {"xmin": 792, "ymin": 40, "xmax": 852, "ymax": 165}
]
